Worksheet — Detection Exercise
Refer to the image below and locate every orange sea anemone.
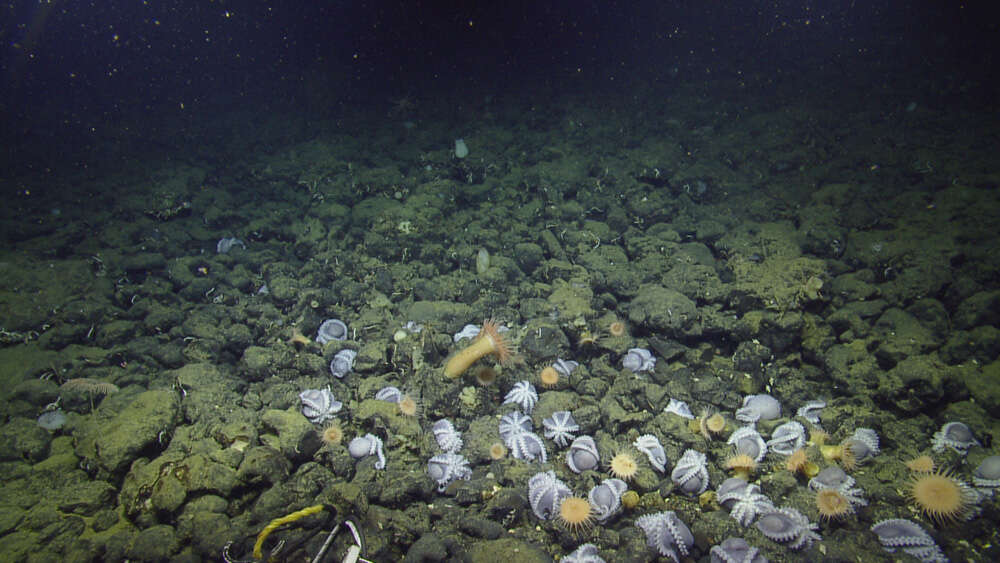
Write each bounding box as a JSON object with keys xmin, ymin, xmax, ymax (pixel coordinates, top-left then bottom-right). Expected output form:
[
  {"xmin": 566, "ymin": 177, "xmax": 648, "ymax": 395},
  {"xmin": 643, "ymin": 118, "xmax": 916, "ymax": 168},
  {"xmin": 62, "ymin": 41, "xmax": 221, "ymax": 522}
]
[
  {"xmin": 557, "ymin": 497, "xmax": 594, "ymax": 533},
  {"xmin": 820, "ymin": 442, "xmax": 857, "ymax": 471},
  {"xmin": 608, "ymin": 320, "xmax": 627, "ymax": 338},
  {"xmin": 908, "ymin": 468, "xmax": 975, "ymax": 524},
  {"xmin": 318, "ymin": 420, "xmax": 343, "ymax": 446},
  {"xmin": 539, "ymin": 366, "xmax": 560, "ymax": 388},
  {"xmin": 724, "ymin": 454, "xmax": 758, "ymax": 481},
  {"xmin": 474, "ymin": 366, "xmax": 497, "ymax": 386},
  {"xmin": 488, "ymin": 442, "xmax": 507, "ymax": 460},
  {"xmin": 906, "ymin": 455, "xmax": 935, "ymax": 473},
  {"xmin": 699, "ymin": 411, "xmax": 727, "ymax": 439},
  {"xmin": 609, "ymin": 451, "xmax": 640, "ymax": 481},
  {"xmin": 785, "ymin": 448, "xmax": 819, "ymax": 477},
  {"xmin": 444, "ymin": 319, "xmax": 512, "ymax": 379},
  {"xmin": 815, "ymin": 489, "xmax": 854, "ymax": 521},
  {"xmin": 397, "ymin": 394, "xmax": 420, "ymax": 417},
  {"xmin": 809, "ymin": 429, "xmax": 830, "ymax": 447}
]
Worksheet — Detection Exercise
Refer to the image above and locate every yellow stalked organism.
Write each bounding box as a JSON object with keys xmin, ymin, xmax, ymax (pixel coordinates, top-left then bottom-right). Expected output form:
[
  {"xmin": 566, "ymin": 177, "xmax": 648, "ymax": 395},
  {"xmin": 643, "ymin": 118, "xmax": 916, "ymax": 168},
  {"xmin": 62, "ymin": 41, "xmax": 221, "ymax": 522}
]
[{"xmin": 444, "ymin": 319, "xmax": 512, "ymax": 379}]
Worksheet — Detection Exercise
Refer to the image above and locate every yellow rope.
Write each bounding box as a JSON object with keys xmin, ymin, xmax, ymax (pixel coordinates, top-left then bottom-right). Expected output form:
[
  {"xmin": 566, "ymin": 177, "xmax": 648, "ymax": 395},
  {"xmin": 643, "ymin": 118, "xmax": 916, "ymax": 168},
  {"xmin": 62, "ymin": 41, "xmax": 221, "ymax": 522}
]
[{"xmin": 253, "ymin": 504, "xmax": 326, "ymax": 559}]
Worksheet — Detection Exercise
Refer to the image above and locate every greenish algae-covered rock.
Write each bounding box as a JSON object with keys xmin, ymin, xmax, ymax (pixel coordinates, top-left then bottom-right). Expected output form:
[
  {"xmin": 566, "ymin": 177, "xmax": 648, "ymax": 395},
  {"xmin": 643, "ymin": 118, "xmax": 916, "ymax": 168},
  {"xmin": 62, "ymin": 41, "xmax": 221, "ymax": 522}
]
[
  {"xmin": 236, "ymin": 446, "xmax": 292, "ymax": 485},
  {"xmin": 239, "ymin": 345, "xmax": 275, "ymax": 381},
  {"xmin": 182, "ymin": 453, "xmax": 240, "ymax": 496},
  {"xmin": 0, "ymin": 417, "xmax": 52, "ymax": 462},
  {"xmin": 458, "ymin": 515, "xmax": 504, "ymax": 539},
  {"xmin": 127, "ymin": 523, "xmax": 180, "ymax": 561},
  {"xmin": 355, "ymin": 339, "xmax": 387, "ymax": 372},
  {"xmin": 518, "ymin": 318, "xmax": 570, "ymax": 362},
  {"xmin": 578, "ymin": 244, "xmax": 640, "ymax": 298},
  {"xmin": 546, "ymin": 279, "xmax": 595, "ymax": 322},
  {"xmin": 178, "ymin": 509, "xmax": 231, "ymax": 556},
  {"xmin": 876, "ymin": 355, "xmax": 964, "ymax": 414},
  {"xmin": 95, "ymin": 389, "xmax": 180, "ymax": 474},
  {"xmin": 532, "ymin": 390, "xmax": 581, "ymax": 421},
  {"xmin": 941, "ymin": 325, "xmax": 1000, "ymax": 364},
  {"xmin": 954, "ymin": 361, "xmax": 1000, "ymax": 413},
  {"xmin": 628, "ymin": 284, "xmax": 698, "ymax": 337},
  {"xmin": 354, "ymin": 398, "xmax": 421, "ymax": 438},
  {"xmin": 405, "ymin": 300, "xmax": 474, "ymax": 330},
  {"xmin": 260, "ymin": 408, "xmax": 321, "ymax": 462},
  {"xmin": 965, "ymin": 360, "xmax": 1000, "ymax": 414},
  {"xmin": 873, "ymin": 307, "xmax": 941, "ymax": 363},
  {"xmin": 514, "ymin": 242, "xmax": 544, "ymax": 274},
  {"xmin": 121, "ymin": 453, "xmax": 185, "ymax": 517},
  {"xmin": 822, "ymin": 339, "xmax": 881, "ymax": 390},
  {"xmin": 267, "ymin": 275, "xmax": 299, "ymax": 305},
  {"xmin": 404, "ymin": 533, "xmax": 448, "ymax": 561},
  {"xmin": 377, "ymin": 467, "xmax": 435, "ymax": 505},
  {"xmin": 326, "ymin": 480, "xmax": 369, "ymax": 516},
  {"xmin": 57, "ymin": 479, "xmax": 117, "ymax": 516},
  {"xmin": 0, "ymin": 505, "xmax": 25, "ymax": 536}
]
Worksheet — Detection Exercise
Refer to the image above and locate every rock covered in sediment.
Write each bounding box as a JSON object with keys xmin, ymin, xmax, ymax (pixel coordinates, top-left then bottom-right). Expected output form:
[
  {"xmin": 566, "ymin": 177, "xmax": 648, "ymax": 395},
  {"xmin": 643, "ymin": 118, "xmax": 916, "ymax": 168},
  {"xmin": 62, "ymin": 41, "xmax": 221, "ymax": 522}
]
[{"xmin": 91, "ymin": 389, "xmax": 181, "ymax": 474}]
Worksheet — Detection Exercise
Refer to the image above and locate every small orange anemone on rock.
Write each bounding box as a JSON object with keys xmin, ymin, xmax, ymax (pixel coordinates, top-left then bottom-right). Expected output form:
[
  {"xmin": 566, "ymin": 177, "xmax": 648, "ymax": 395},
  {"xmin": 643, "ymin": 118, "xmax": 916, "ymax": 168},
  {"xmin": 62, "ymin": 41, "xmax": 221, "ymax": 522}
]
[
  {"xmin": 906, "ymin": 455, "xmax": 935, "ymax": 473},
  {"xmin": 397, "ymin": 394, "xmax": 420, "ymax": 417},
  {"xmin": 815, "ymin": 489, "xmax": 854, "ymax": 521},
  {"xmin": 724, "ymin": 454, "xmax": 757, "ymax": 481},
  {"xmin": 608, "ymin": 320, "xmax": 627, "ymax": 337},
  {"xmin": 318, "ymin": 420, "xmax": 343, "ymax": 446},
  {"xmin": 539, "ymin": 366, "xmax": 560, "ymax": 388},
  {"xmin": 444, "ymin": 319, "xmax": 512, "ymax": 379},
  {"xmin": 699, "ymin": 411, "xmax": 727, "ymax": 439},
  {"xmin": 474, "ymin": 366, "xmax": 497, "ymax": 386},
  {"xmin": 785, "ymin": 448, "xmax": 819, "ymax": 478},
  {"xmin": 557, "ymin": 497, "xmax": 594, "ymax": 533},
  {"xmin": 609, "ymin": 451, "xmax": 640, "ymax": 481},
  {"xmin": 488, "ymin": 442, "xmax": 507, "ymax": 460}
]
